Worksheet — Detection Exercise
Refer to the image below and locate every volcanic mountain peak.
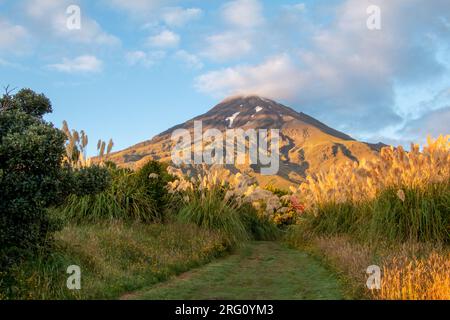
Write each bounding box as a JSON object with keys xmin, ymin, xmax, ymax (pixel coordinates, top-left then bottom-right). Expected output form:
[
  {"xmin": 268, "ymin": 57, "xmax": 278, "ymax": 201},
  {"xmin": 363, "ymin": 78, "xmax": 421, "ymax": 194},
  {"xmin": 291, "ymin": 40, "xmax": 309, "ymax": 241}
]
[
  {"xmin": 107, "ymin": 96, "xmax": 383, "ymax": 188},
  {"xmin": 189, "ymin": 95, "xmax": 355, "ymax": 141}
]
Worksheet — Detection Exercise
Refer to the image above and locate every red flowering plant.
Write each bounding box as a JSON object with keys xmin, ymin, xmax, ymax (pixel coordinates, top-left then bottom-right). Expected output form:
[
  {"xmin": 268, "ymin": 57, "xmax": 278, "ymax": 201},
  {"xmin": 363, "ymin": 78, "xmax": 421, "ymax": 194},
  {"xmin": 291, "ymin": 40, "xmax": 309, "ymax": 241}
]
[
  {"xmin": 290, "ymin": 196, "xmax": 305, "ymax": 214},
  {"xmin": 272, "ymin": 194, "xmax": 306, "ymax": 226}
]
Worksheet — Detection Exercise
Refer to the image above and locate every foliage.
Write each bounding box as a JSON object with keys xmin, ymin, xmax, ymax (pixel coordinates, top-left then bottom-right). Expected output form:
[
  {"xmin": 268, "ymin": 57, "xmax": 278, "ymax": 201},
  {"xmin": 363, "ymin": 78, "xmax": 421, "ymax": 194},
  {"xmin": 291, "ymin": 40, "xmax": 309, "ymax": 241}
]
[
  {"xmin": 289, "ymin": 136, "xmax": 450, "ymax": 243},
  {"xmin": 58, "ymin": 167, "xmax": 159, "ymax": 223},
  {"xmin": 0, "ymin": 88, "xmax": 52, "ymax": 118},
  {"xmin": 238, "ymin": 203, "xmax": 280, "ymax": 241},
  {"xmin": 291, "ymin": 135, "xmax": 450, "ymax": 207},
  {"xmin": 284, "ymin": 136, "xmax": 450, "ymax": 300},
  {"xmin": 134, "ymin": 160, "xmax": 174, "ymax": 213},
  {"xmin": 376, "ymin": 250, "xmax": 450, "ymax": 300},
  {"xmin": 0, "ymin": 103, "xmax": 66, "ymax": 268},
  {"xmin": 177, "ymin": 188, "xmax": 249, "ymax": 247},
  {"xmin": 167, "ymin": 165, "xmax": 291, "ymax": 243},
  {"xmin": 0, "ymin": 222, "xmax": 228, "ymax": 299},
  {"xmin": 61, "ymin": 121, "xmax": 114, "ymax": 167},
  {"xmin": 69, "ymin": 165, "xmax": 111, "ymax": 196},
  {"xmin": 167, "ymin": 165, "xmax": 301, "ymax": 228}
]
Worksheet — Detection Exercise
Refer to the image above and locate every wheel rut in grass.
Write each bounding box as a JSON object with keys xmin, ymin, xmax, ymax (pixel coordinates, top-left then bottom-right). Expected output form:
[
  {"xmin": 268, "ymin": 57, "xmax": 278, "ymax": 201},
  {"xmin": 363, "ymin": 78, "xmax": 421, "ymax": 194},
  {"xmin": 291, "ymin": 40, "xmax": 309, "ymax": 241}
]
[{"xmin": 122, "ymin": 241, "xmax": 344, "ymax": 300}]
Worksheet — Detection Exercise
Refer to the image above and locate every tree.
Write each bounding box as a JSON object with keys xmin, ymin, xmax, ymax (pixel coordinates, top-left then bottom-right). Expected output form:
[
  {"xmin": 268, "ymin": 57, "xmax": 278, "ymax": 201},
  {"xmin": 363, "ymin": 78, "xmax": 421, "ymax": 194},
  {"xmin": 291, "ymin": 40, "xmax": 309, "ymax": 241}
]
[
  {"xmin": 0, "ymin": 88, "xmax": 64, "ymax": 268},
  {"xmin": 0, "ymin": 87, "xmax": 52, "ymax": 118}
]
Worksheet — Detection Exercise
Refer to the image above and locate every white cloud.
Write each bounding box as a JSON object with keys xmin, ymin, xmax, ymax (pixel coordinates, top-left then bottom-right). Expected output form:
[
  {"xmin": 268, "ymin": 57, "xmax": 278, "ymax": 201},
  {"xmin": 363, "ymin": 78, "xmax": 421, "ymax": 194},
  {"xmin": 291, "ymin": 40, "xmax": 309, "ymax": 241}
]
[
  {"xmin": 24, "ymin": 0, "xmax": 120, "ymax": 46},
  {"xmin": 0, "ymin": 19, "xmax": 29, "ymax": 53},
  {"xmin": 200, "ymin": 0, "xmax": 265, "ymax": 62},
  {"xmin": 202, "ymin": 32, "xmax": 253, "ymax": 62},
  {"xmin": 222, "ymin": 0, "xmax": 264, "ymax": 28},
  {"xmin": 399, "ymin": 106, "xmax": 450, "ymax": 145},
  {"xmin": 161, "ymin": 7, "xmax": 202, "ymax": 27},
  {"xmin": 126, "ymin": 50, "xmax": 166, "ymax": 67},
  {"xmin": 48, "ymin": 55, "xmax": 103, "ymax": 73},
  {"xmin": 196, "ymin": 0, "xmax": 450, "ymax": 136},
  {"xmin": 147, "ymin": 30, "xmax": 180, "ymax": 48},
  {"xmin": 174, "ymin": 50, "xmax": 203, "ymax": 69},
  {"xmin": 195, "ymin": 54, "xmax": 302, "ymax": 98}
]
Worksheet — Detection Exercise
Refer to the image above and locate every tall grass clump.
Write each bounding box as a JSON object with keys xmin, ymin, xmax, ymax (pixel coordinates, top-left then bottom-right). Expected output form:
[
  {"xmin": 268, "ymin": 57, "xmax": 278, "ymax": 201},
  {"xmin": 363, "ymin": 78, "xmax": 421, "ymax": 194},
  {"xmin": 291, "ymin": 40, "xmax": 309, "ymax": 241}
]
[
  {"xmin": 376, "ymin": 251, "xmax": 450, "ymax": 300},
  {"xmin": 365, "ymin": 182, "xmax": 449, "ymax": 243},
  {"xmin": 285, "ymin": 136, "xmax": 450, "ymax": 300},
  {"xmin": 291, "ymin": 135, "xmax": 450, "ymax": 244},
  {"xmin": 300, "ymin": 181, "xmax": 449, "ymax": 243},
  {"xmin": 238, "ymin": 203, "xmax": 281, "ymax": 241},
  {"xmin": 168, "ymin": 165, "xmax": 284, "ymax": 244},
  {"xmin": 177, "ymin": 189, "xmax": 249, "ymax": 246},
  {"xmin": 59, "ymin": 167, "xmax": 159, "ymax": 223}
]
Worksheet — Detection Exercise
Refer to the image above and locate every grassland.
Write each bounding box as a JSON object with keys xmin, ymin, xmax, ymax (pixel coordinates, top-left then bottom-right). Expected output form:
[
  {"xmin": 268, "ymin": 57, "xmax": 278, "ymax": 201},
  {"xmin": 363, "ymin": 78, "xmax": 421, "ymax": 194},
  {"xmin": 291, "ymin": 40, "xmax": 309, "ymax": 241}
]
[
  {"xmin": 284, "ymin": 136, "xmax": 450, "ymax": 299},
  {"xmin": 124, "ymin": 241, "xmax": 344, "ymax": 300},
  {"xmin": 2, "ymin": 136, "xmax": 448, "ymax": 300},
  {"xmin": 1, "ymin": 221, "xmax": 229, "ymax": 300}
]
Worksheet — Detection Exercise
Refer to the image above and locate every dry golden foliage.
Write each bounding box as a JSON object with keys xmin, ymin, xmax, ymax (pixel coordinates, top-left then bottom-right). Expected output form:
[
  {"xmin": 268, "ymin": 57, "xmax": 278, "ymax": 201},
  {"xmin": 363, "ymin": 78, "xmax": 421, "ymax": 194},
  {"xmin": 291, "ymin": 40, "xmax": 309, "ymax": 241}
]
[
  {"xmin": 299, "ymin": 236, "xmax": 450, "ymax": 300},
  {"xmin": 167, "ymin": 164, "xmax": 286, "ymax": 217},
  {"xmin": 375, "ymin": 252, "xmax": 450, "ymax": 300},
  {"xmin": 291, "ymin": 135, "xmax": 450, "ymax": 207}
]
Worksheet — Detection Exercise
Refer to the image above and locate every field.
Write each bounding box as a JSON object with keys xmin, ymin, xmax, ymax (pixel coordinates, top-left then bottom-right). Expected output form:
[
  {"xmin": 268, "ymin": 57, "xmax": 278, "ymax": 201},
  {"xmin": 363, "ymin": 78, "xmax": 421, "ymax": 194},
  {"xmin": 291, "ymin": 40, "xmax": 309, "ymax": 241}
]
[
  {"xmin": 1, "ymin": 222, "xmax": 228, "ymax": 300},
  {"xmin": 1, "ymin": 126, "xmax": 449, "ymax": 299},
  {"xmin": 285, "ymin": 135, "xmax": 450, "ymax": 299}
]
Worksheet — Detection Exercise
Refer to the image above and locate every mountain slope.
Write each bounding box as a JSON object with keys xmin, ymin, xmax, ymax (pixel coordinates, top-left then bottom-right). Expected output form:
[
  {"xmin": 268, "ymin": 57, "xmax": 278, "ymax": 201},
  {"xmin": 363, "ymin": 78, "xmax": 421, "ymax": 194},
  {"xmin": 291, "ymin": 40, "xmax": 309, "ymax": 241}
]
[{"xmin": 107, "ymin": 96, "xmax": 383, "ymax": 188}]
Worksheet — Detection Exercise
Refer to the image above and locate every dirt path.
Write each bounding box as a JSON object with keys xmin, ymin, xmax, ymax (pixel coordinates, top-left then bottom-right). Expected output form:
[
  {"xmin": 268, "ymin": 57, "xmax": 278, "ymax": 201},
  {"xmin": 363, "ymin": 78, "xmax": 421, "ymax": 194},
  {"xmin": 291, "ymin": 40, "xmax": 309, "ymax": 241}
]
[{"xmin": 121, "ymin": 241, "xmax": 344, "ymax": 300}]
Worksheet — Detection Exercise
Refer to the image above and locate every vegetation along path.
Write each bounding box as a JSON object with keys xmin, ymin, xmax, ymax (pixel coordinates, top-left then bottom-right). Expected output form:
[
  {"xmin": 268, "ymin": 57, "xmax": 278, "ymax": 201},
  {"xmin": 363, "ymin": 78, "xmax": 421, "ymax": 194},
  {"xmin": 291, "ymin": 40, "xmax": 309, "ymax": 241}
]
[{"xmin": 122, "ymin": 241, "xmax": 344, "ymax": 300}]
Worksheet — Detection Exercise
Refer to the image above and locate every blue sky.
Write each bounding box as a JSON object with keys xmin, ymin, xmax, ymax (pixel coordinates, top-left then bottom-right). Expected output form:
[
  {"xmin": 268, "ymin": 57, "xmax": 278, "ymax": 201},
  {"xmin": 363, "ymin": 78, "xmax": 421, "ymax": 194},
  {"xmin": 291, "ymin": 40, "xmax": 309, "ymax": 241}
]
[{"xmin": 1, "ymin": 0, "xmax": 449, "ymax": 155}]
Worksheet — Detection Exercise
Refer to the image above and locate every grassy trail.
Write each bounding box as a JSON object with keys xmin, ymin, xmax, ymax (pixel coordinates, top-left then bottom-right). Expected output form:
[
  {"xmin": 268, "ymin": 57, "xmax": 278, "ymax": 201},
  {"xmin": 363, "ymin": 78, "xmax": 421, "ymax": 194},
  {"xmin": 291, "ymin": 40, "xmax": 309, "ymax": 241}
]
[{"xmin": 122, "ymin": 241, "xmax": 344, "ymax": 300}]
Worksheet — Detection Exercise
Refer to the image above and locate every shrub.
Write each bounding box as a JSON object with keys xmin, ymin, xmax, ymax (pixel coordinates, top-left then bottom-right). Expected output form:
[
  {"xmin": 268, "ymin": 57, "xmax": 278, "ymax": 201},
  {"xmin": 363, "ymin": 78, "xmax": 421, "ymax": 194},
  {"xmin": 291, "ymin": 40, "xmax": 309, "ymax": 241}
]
[
  {"xmin": 59, "ymin": 168, "xmax": 159, "ymax": 223},
  {"xmin": 0, "ymin": 103, "xmax": 66, "ymax": 268},
  {"xmin": 0, "ymin": 88, "xmax": 52, "ymax": 118},
  {"xmin": 134, "ymin": 160, "xmax": 174, "ymax": 213},
  {"xmin": 71, "ymin": 165, "xmax": 111, "ymax": 196}
]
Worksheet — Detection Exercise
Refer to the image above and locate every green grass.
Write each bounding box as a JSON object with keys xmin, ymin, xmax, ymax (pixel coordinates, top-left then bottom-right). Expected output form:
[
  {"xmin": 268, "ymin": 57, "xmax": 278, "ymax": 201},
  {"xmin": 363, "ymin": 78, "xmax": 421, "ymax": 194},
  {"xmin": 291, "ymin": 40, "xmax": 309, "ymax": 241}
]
[
  {"xmin": 239, "ymin": 203, "xmax": 281, "ymax": 241},
  {"xmin": 299, "ymin": 181, "xmax": 450, "ymax": 244},
  {"xmin": 1, "ymin": 221, "xmax": 229, "ymax": 299},
  {"xmin": 127, "ymin": 241, "xmax": 344, "ymax": 300},
  {"xmin": 58, "ymin": 169, "xmax": 160, "ymax": 223},
  {"xmin": 177, "ymin": 189, "xmax": 249, "ymax": 246}
]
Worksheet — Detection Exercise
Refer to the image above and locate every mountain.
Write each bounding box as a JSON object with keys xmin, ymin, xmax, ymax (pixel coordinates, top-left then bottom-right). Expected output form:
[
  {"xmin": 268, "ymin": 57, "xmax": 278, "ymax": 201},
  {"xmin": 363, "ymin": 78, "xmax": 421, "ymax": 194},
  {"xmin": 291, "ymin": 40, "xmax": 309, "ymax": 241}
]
[{"xmin": 106, "ymin": 96, "xmax": 384, "ymax": 188}]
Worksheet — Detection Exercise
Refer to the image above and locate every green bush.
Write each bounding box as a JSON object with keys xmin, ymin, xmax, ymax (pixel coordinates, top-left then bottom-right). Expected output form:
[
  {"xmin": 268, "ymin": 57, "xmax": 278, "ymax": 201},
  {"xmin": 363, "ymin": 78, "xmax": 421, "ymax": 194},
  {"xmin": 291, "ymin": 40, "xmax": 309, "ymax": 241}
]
[
  {"xmin": 70, "ymin": 165, "xmax": 111, "ymax": 196},
  {"xmin": 134, "ymin": 160, "xmax": 174, "ymax": 214},
  {"xmin": 59, "ymin": 168, "xmax": 159, "ymax": 223},
  {"xmin": 0, "ymin": 88, "xmax": 52, "ymax": 118},
  {"xmin": 0, "ymin": 99, "xmax": 66, "ymax": 268}
]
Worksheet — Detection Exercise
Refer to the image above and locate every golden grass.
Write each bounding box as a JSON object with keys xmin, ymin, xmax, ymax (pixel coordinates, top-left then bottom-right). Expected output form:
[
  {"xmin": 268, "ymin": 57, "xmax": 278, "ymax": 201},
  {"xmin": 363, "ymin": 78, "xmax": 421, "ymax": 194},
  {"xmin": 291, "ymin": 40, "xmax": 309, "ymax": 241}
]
[
  {"xmin": 288, "ymin": 234, "xmax": 450, "ymax": 300},
  {"xmin": 376, "ymin": 251, "xmax": 450, "ymax": 300},
  {"xmin": 291, "ymin": 135, "xmax": 450, "ymax": 207},
  {"xmin": 166, "ymin": 137, "xmax": 450, "ymax": 300}
]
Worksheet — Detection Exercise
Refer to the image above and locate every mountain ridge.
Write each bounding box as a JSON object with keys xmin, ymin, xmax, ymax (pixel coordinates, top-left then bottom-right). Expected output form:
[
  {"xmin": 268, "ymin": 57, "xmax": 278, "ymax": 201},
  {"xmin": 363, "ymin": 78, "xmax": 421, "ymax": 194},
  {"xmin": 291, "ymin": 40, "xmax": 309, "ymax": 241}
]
[{"xmin": 106, "ymin": 96, "xmax": 385, "ymax": 187}]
